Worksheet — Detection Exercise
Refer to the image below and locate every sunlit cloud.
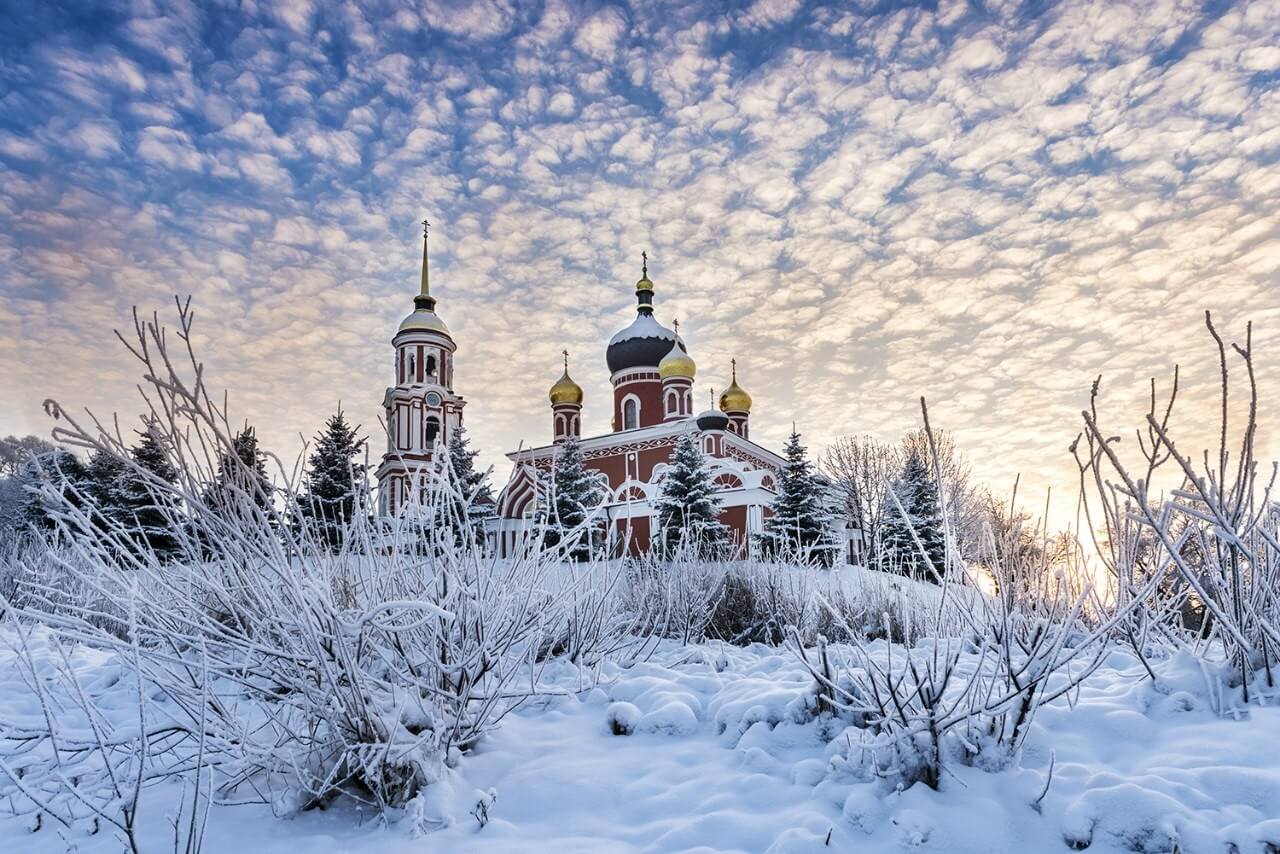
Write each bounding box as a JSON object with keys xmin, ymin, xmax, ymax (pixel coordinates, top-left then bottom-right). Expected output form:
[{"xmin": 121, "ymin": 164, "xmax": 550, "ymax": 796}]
[{"xmin": 2, "ymin": 0, "xmax": 1277, "ymax": 533}]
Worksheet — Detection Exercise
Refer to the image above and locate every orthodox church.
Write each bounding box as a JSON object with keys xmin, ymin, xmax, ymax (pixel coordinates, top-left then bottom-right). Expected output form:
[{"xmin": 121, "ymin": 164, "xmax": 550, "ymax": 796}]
[{"xmin": 376, "ymin": 225, "xmax": 793, "ymax": 558}]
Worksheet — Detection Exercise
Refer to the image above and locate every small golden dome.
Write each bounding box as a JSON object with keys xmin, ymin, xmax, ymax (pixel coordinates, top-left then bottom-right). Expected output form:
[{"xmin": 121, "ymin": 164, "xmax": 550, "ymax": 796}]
[
  {"xmin": 549, "ymin": 370, "xmax": 583, "ymax": 406},
  {"xmin": 719, "ymin": 360, "xmax": 751, "ymax": 412},
  {"xmin": 636, "ymin": 249, "xmax": 654, "ymax": 292},
  {"xmin": 549, "ymin": 351, "xmax": 584, "ymax": 406},
  {"xmin": 658, "ymin": 341, "xmax": 695, "ymax": 379}
]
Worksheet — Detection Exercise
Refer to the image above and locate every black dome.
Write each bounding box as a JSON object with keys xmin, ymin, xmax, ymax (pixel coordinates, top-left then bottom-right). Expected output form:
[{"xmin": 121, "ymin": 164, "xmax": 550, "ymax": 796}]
[
  {"xmin": 606, "ymin": 313, "xmax": 683, "ymax": 374},
  {"xmin": 696, "ymin": 409, "xmax": 729, "ymax": 432}
]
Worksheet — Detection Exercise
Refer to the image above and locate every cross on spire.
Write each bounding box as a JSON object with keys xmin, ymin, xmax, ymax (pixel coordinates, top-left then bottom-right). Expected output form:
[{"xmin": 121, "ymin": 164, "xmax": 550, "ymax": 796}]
[
  {"xmin": 422, "ymin": 218, "xmax": 430, "ymax": 237},
  {"xmin": 642, "ymin": 250, "xmax": 648, "ymax": 277},
  {"xmin": 731, "ymin": 357, "xmax": 737, "ymax": 381},
  {"xmin": 562, "ymin": 349, "xmax": 569, "ymax": 371},
  {"xmin": 673, "ymin": 317, "xmax": 680, "ymax": 335}
]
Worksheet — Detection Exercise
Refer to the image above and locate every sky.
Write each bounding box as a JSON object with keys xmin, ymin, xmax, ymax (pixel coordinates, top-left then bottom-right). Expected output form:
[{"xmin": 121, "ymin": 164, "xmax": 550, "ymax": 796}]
[{"xmin": 1, "ymin": 0, "xmax": 1278, "ymax": 532}]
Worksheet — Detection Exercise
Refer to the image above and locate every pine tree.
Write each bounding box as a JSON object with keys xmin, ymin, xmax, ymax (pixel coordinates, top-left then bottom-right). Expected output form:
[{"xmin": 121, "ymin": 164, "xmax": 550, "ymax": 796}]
[
  {"xmin": 206, "ymin": 426, "xmax": 273, "ymax": 520},
  {"xmin": 542, "ymin": 438, "xmax": 603, "ymax": 561},
  {"xmin": 121, "ymin": 427, "xmax": 180, "ymax": 559},
  {"xmin": 299, "ymin": 410, "xmax": 367, "ymax": 551},
  {"xmin": 654, "ymin": 433, "xmax": 727, "ymax": 559},
  {"xmin": 763, "ymin": 429, "xmax": 835, "ymax": 564},
  {"xmin": 443, "ymin": 425, "xmax": 495, "ymax": 547},
  {"xmin": 881, "ymin": 447, "xmax": 945, "ymax": 580}
]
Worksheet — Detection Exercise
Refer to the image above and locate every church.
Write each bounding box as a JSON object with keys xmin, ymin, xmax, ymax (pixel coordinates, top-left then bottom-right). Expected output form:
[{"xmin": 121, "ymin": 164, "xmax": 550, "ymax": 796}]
[{"xmin": 376, "ymin": 224, "xmax": 795, "ymax": 558}]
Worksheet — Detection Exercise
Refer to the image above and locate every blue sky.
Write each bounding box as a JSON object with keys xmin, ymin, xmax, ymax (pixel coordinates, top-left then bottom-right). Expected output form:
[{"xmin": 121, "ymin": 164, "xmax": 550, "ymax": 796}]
[{"xmin": 2, "ymin": 0, "xmax": 1278, "ymax": 525}]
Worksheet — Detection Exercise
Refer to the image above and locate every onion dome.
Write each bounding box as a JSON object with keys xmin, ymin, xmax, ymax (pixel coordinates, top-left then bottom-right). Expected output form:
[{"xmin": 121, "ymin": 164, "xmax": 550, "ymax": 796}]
[
  {"xmin": 549, "ymin": 351, "xmax": 584, "ymax": 406},
  {"xmin": 398, "ymin": 219, "xmax": 451, "ymax": 336},
  {"xmin": 718, "ymin": 359, "xmax": 752, "ymax": 412},
  {"xmin": 658, "ymin": 338, "xmax": 696, "ymax": 380},
  {"xmin": 696, "ymin": 387, "xmax": 729, "ymax": 431},
  {"xmin": 606, "ymin": 251, "xmax": 684, "ymax": 373}
]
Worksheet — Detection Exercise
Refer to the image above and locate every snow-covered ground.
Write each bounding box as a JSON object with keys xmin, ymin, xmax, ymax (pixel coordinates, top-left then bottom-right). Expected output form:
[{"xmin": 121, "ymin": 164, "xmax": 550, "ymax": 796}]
[{"xmin": 3, "ymin": 624, "xmax": 1280, "ymax": 854}]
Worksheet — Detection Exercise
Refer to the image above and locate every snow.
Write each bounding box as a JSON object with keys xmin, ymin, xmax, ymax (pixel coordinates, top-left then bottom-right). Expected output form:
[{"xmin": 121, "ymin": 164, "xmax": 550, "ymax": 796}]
[
  {"xmin": 4, "ymin": 621, "xmax": 1280, "ymax": 853},
  {"xmin": 608, "ymin": 313, "xmax": 678, "ymax": 345}
]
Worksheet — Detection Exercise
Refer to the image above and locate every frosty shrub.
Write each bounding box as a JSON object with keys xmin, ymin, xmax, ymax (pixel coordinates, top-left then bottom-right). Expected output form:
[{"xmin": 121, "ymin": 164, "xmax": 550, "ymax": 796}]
[
  {"xmin": 792, "ymin": 402, "xmax": 1148, "ymax": 792},
  {"xmin": 1076, "ymin": 313, "xmax": 1280, "ymax": 706},
  {"xmin": 0, "ymin": 301, "xmax": 630, "ymax": 842}
]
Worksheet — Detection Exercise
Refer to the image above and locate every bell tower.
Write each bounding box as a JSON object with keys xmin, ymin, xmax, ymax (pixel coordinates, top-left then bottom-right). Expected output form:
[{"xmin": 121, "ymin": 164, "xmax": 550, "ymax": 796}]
[{"xmin": 376, "ymin": 220, "xmax": 467, "ymax": 516}]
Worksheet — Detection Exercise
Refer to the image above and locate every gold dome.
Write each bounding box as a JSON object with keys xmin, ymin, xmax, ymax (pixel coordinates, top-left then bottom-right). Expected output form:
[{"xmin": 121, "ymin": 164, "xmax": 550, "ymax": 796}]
[
  {"xmin": 658, "ymin": 341, "xmax": 695, "ymax": 379},
  {"xmin": 549, "ymin": 352, "xmax": 584, "ymax": 406},
  {"xmin": 719, "ymin": 360, "xmax": 752, "ymax": 412},
  {"xmin": 636, "ymin": 249, "xmax": 653, "ymax": 292}
]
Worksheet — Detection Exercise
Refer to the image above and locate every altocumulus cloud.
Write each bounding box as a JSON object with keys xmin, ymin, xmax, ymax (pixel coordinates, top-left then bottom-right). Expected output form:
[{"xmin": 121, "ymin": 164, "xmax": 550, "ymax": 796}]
[{"xmin": 1, "ymin": 0, "xmax": 1278, "ymax": 529}]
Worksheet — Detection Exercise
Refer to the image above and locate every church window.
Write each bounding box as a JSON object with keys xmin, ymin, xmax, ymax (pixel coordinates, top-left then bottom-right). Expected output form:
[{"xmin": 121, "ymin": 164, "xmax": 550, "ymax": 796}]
[
  {"xmin": 426, "ymin": 354, "xmax": 437, "ymax": 377},
  {"xmin": 623, "ymin": 398, "xmax": 639, "ymax": 430},
  {"xmin": 665, "ymin": 391, "xmax": 677, "ymax": 414},
  {"xmin": 426, "ymin": 391, "xmax": 442, "ymax": 407},
  {"xmin": 425, "ymin": 416, "xmax": 441, "ymax": 446},
  {"xmin": 407, "ymin": 352, "xmax": 417, "ymax": 382}
]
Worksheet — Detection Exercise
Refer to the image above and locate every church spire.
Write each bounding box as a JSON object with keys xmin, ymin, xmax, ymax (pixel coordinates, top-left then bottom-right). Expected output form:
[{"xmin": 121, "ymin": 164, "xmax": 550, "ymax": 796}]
[
  {"xmin": 415, "ymin": 218, "xmax": 436, "ymax": 311},
  {"xmin": 635, "ymin": 249, "xmax": 654, "ymax": 316}
]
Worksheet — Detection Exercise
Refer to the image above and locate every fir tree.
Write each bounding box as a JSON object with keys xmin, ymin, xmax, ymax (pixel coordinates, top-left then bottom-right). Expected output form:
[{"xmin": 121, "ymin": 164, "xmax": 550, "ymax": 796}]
[
  {"xmin": 206, "ymin": 426, "xmax": 273, "ymax": 519},
  {"xmin": 86, "ymin": 448, "xmax": 130, "ymax": 529},
  {"xmin": 21, "ymin": 449, "xmax": 89, "ymax": 531},
  {"xmin": 443, "ymin": 425, "xmax": 495, "ymax": 547},
  {"xmin": 121, "ymin": 427, "xmax": 180, "ymax": 559},
  {"xmin": 881, "ymin": 447, "xmax": 945, "ymax": 580},
  {"xmin": 299, "ymin": 409, "xmax": 367, "ymax": 551},
  {"xmin": 763, "ymin": 429, "xmax": 835, "ymax": 564},
  {"xmin": 542, "ymin": 438, "xmax": 603, "ymax": 561},
  {"xmin": 654, "ymin": 433, "xmax": 727, "ymax": 559}
]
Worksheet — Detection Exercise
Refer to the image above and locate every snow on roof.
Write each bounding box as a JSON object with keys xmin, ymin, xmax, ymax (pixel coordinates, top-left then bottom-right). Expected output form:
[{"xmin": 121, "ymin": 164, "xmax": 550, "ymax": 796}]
[{"xmin": 608, "ymin": 313, "xmax": 677, "ymax": 346}]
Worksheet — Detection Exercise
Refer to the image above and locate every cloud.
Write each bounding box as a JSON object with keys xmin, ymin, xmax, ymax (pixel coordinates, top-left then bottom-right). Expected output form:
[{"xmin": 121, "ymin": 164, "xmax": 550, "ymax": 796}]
[
  {"xmin": 573, "ymin": 8, "xmax": 628, "ymax": 63},
  {"xmin": 0, "ymin": 0, "xmax": 1277, "ymax": 540}
]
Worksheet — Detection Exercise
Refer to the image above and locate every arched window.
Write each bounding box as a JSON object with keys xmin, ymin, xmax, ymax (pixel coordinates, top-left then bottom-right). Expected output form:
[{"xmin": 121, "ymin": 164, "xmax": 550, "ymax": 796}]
[
  {"xmin": 555, "ymin": 413, "xmax": 566, "ymax": 436},
  {"xmin": 623, "ymin": 398, "xmax": 639, "ymax": 430},
  {"xmin": 425, "ymin": 416, "xmax": 441, "ymax": 446},
  {"xmin": 683, "ymin": 391, "xmax": 692, "ymax": 413},
  {"xmin": 665, "ymin": 390, "xmax": 677, "ymax": 414},
  {"xmin": 425, "ymin": 354, "xmax": 437, "ymax": 377}
]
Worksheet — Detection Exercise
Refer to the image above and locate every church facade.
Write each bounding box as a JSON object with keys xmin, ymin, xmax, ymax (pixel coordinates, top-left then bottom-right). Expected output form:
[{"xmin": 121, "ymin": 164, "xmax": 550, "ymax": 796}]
[
  {"xmin": 490, "ymin": 255, "xmax": 787, "ymax": 558},
  {"xmin": 376, "ymin": 227, "xmax": 807, "ymax": 558}
]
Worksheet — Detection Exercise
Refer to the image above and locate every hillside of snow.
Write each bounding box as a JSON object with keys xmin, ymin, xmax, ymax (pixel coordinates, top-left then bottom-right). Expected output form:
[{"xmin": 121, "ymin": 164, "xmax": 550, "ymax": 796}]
[{"xmin": 3, "ymin": 618, "xmax": 1279, "ymax": 854}]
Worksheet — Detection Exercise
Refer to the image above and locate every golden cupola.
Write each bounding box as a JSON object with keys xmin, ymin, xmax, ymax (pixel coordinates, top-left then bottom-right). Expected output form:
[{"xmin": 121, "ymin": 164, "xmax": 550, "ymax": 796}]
[
  {"xmin": 658, "ymin": 339, "xmax": 696, "ymax": 380},
  {"xmin": 718, "ymin": 359, "xmax": 752, "ymax": 412},
  {"xmin": 548, "ymin": 351, "xmax": 584, "ymax": 406}
]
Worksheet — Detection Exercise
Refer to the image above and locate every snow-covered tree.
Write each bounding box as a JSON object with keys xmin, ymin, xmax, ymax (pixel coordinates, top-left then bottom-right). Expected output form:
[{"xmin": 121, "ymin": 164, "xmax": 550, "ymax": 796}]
[
  {"xmin": 118, "ymin": 425, "xmax": 181, "ymax": 559},
  {"xmin": 542, "ymin": 437, "xmax": 603, "ymax": 561},
  {"xmin": 654, "ymin": 433, "xmax": 727, "ymax": 558},
  {"xmin": 881, "ymin": 446, "xmax": 945, "ymax": 580},
  {"xmin": 443, "ymin": 425, "xmax": 495, "ymax": 547},
  {"xmin": 205, "ymin": 426, "xmax": 273, "ymax": 520},
  {"xmin": 763, "ymin": 429, "xmax": 835, "ymax": 563},
  {"xmin": 298, "ymin": 409, "xmax": 367, "ymax": 551},
  {"xmin": 86, "ymin": 448, "xmax": 130, "ymax": 533},
  {"xmin": 21, "ymin": 449, "xmax": 88, "ymax": 531}
]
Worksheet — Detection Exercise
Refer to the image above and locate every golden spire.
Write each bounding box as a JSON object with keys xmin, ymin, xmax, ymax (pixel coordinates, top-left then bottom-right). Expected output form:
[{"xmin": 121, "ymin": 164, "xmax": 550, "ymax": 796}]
[
  {"xmin": 635, "ymin": 249, "xmax": 654, "ymax": 298},
  {"xmin": 415, "ymin": 218, "xmax": 436, "ymax": 311}
]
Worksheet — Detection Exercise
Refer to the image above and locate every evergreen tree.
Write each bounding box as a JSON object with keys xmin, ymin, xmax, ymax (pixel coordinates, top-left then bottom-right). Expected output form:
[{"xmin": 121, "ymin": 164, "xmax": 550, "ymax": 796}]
[
  {"xmin": 881, "ymin": 447, "xmax": 945, "ymax": 580},
  {"xmin": 763, "ymin": 429, "xmax": 835, "ymax": 564},
  {"xmin": 121, "ymin": 427, "xmax": 180, "ymax": 559},
  {"xmin": 654, "ymin": 433, "xmax": 727, "ymax": 559},
  {"xmin": 443, "ymin": 425, "xmax": 495, "ymax": 547},
  {"xmin": 298, "ymin": 410, "xmax": 367, "ymax": 551},
  {"xmin": 86, "ymin": 448, "xmax": 130, "ymax": 531},
  {"xmin": 21, "ymin": 450, "xmax": 89, "ymax": 531},
  {"xmin": 542, "ymin": 438, "xmax": 603, "ymax": 561},
  {"xmin": 206, "ymin": 426, "xmax": 273, "ymax": 519}
]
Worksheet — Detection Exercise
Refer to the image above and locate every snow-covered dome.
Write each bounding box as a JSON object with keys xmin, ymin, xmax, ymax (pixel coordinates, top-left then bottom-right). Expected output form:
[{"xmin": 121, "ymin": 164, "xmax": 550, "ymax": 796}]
[
  {"xmin": 696, "ymin": 408, "xmax": 729, "ymax": 432},
  {"xmin": 606, "ymin": 313, "xmax": 683, "ymax": 373}
]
